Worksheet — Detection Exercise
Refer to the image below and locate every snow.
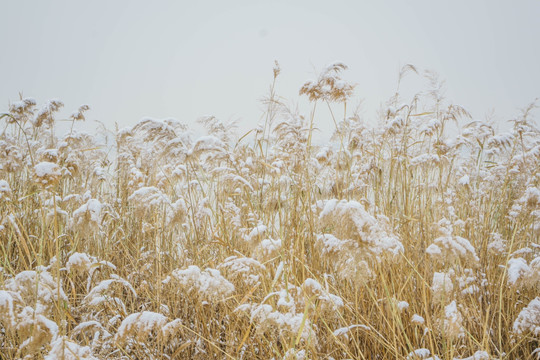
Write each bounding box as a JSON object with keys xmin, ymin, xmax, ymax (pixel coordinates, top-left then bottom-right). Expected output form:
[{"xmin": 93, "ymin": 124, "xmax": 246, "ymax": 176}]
[
  {"xmin": 72, "ymin": 320, "xmax": 111, "ymax": 338},
  {"xmin": 84, "ymin": 276, "xmax": 137, "ymax": 305},
  {"xmin": 9, "ymin": 97, "xmax": 36, "ymax": 113},
  {"xmin": 0, "ymin": 179, "xmax": 11, "ymax": 195},
  {"xmin": 283, "ymin": 349, "xmax": 307, "ymax": 360},
  {"xmin": 273, "ymin": 261, "xmax": 285, "ymax": 285},
  {"xmin": 507, "ymin": 257, "xmax": 530, "ymax": 285},
  {"xmin": 333, "ymin": 324, "xmax": 371, "ymax": 340},
  {"xmin": 522, "ymin": 186, "xmax": 540, "ymax": 207},
  {"xmin": 192, "ymin": 135, "xmax": 225, "ymax": 153},
  {"xmin": 256, "ymin": 238, "xmax": 282, "ymax": 259},
  {"xmin": 303, "ymin": 278, "xmax": 344, "ymax": 310},
  {"xmin": 17, "ymin": 308, "xmax": 59, "ymax": 350},
  {"xmin": 73, "ymin": 198, "xmax": 102, "ymax": 225},
  {"xmin": 458, "ymin": 175, "xmax": 470, "ymax": 186},
  {"xmin": 317, "ymin": 233, "xmax": 352, "ymax": 255},
  {"xmin": 167, "ymin": 265, "xmax": 234, "ymax": 302},
  {"xmin": 246, "ymin": 224, "xmax": 267, "ymax": 242},
  {"xmin": 429, "ymin": 235, "xmax": 479, "ymax": 263},
  {"xmin": 319, "ymin": 198, "xmax": 339, "ymax": 218},
  {"xmin": 420, "ymin": 118, "xmax": 442, "ymax": 135},
  {"xmin": 161, "ymin": 318, "xmax": 183, "ymax": 341},
  {"xmin": 487, "ymin": 233, "xmax": 507, "ymax": 254},
  {"xmin": 407, "ymin": 348, "xmax": 431, "ymax": 359},
  {"xmin": 397, "ymin": 301, "xmax": 409, "ymax": 312},
  {"xmin": 432, "ymin": 272, "xmax": 453, "ymax": 300},
  {"xmin": 34, "ymin": 161, "xmax": 61, "ymax": 177},
  {"xmin": 488, "ymin": 132, "xmax": 514, "ymax": 148},
  {"xmin": 222, "ymin": 174, "xmax": 254, "ymax": 191},
  {"xmin": 426, "ymin": 244, "xmax": 442, "ymax": 256},
  {"xmin": 443, "ymin": 301, "xmax": 464, "ymax": 339},
  {"xmin": 218, "ymin": 256, "xmax": 265, "ymax": 287},
  {"xmin": 455, "ymin": 351, "xmax": 491, "ymax": 360},
  {"xmin": 66, "ymin": 252, "xmax": 94, "ymax": 273},
  {"xmin": 128, "ymin": 186, "xmax": 170, "ymax": 208},
  {"xmin": 318, "ymin": 199, "xmax": 403, "ymax": 256},
  {"xmin": 248, "ymin": 303, "xmax": 317, "ymax": 343},
  {"xmin": 6, "ymin": 270, "xmax": 67, "ymax": 315},
  {"xmin": 219, "ymin": 256, "xmax": 265, "ymax": 274},
  {"xmin": 411, "ymin": 314, "xmax": 425, "ymax": 325},
  {"xmin": 513, "ymin": 297, "xmax": 540, "ymax": 336},
  {"xmin": 0, "ymin": 290, "xmax": 17, "ymax": 327},
  {"xmin": 114, "ymin": 311, "xmax": 168, "ymax": 344},
  {"xmin": 45, "ymin": 337, "xmax": 97, "ymax": 360},
  {"xmin": 410, "ymin": 153, "xmax": 440, "ymax": 166},
  {"xmin": 42, "ymin": 148, "xmax": 59, "ymax": 158}
]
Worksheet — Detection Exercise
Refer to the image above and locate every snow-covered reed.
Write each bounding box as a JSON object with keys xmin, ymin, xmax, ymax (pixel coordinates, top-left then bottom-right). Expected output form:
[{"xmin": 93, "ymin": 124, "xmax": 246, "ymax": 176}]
[{"xmin": 0, "ymin": 63, "xmax": 538, "ymax": 359}]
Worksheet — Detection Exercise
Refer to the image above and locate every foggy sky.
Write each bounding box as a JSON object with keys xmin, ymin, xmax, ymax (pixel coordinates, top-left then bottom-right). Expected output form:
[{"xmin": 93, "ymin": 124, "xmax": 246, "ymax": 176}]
[{"xmin": 1, "ymin": 0, "xmax": 539, "ymax": 138}]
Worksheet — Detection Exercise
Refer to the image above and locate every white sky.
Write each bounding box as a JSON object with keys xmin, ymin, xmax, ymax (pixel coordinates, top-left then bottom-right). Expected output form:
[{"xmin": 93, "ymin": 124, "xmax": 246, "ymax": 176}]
[{"xmin": 1, "ymin": 0, "xmax": 539, "ymax": 138}]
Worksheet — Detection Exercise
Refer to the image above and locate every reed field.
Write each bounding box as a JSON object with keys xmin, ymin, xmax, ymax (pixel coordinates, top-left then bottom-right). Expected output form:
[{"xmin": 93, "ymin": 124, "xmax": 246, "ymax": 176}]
[{"xmin": 0, "ymin": 63, "xmax": 539, "ymax": 359}]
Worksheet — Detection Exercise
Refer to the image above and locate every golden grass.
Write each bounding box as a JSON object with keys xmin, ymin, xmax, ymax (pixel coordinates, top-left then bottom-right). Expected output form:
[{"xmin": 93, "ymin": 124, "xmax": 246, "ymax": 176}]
[{"xmin": 0, "ymin": 64, "xmax": 539, "ymax": 359}]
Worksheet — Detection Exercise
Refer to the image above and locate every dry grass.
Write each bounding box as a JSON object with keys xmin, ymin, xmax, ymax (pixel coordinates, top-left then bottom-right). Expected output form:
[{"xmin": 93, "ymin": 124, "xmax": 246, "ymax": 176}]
[{"xmin": 0, "ymin": 63, "xmax": 539, "ymax": 359}]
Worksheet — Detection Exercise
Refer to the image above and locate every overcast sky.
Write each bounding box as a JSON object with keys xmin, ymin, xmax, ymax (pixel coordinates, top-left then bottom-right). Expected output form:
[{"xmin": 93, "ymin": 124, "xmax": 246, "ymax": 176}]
[{"xmin": 1, "ymin": 0, "xmax": 539, "ymax": 138}]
